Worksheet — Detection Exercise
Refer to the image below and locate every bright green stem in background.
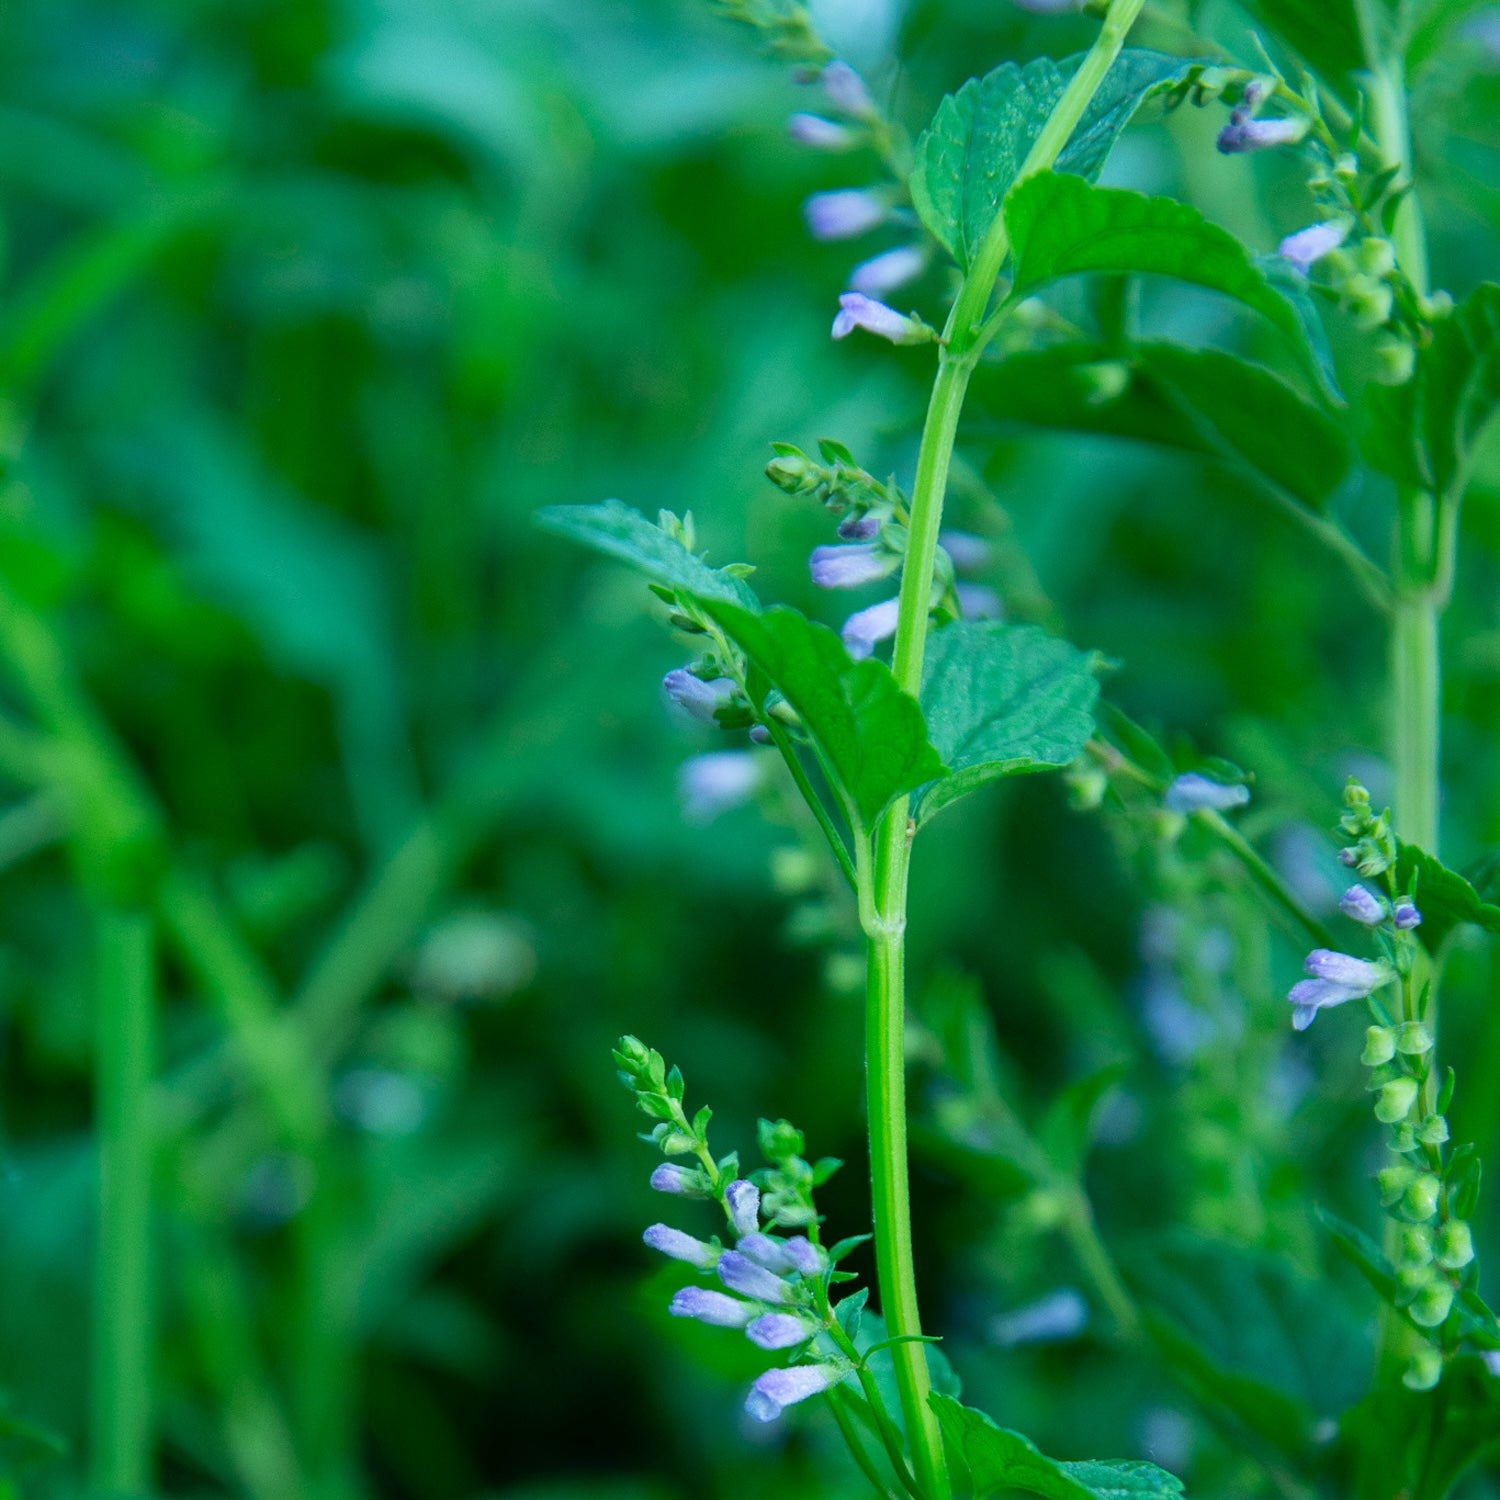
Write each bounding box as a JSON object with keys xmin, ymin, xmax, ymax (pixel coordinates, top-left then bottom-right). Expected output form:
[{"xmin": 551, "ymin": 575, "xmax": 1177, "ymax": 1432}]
[
  {"xmin": 91, "ymin": 907, "xmax": 155, "ymax": 1498},
  {"xmin": 857, "ymin": 6, "xmax": 1147, "ymax": 1496}
]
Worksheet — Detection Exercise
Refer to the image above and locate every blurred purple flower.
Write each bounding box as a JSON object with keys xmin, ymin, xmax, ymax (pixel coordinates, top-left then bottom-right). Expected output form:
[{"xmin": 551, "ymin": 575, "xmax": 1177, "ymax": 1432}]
[
  {"xmin": 841, "ymin": 598, "xmax": 900, "ymax": 660},
  {"xmin": 1394, "ymin": 898, "xmax": 1422, "ymax": 930},
  {"xmin": 788, "ymin": 113, "xmax": 855, "ymax": 150},
  {"xmin": 1218, "ymin": 114, "xmax": 1304, "ymax": 153},
  {"xmin": 1288, "ymin": 977, "xmax": 1366, "ymax": 1031},
  {"xmin": 831, "ymin": 292, "xmax": 933, "ymax": 345},
  {"xmin": 745, "ymin": 1363, "xmax": 844, "ymax": 1421},
  {"xmin": 746, "ymin": 1313, "xmax": 815, "ymax": 1350},
  {"xmin": 650, "ymin": 1163, "xmax": 706, "ymax": 1196},
  {"xmin": 725, "ymin": 1178, "xmax": 761, "ymax": 1237},
  {"xmin": 1012, "ymin": 0, "xmax": 1078, "ymax": 10},
  {"xmin": 957, "ymin": 584, "xmax": 1002, "ymax": 620},
  {"xmin": 670, "ymin": 1287, "xmax": 754, "ymax": 1327},
  {"xmin": 717, "ymin": 1250, "xmax": 790, "ymax": 1304},
  {"xmin": 849, "ymin": 246, "xmax": 926, "ymax": 297},
  {"xmin": 989, "ymin": 1288, "xmax": 1088, "ymax": 1347},
  {"xmin": 643, "ymin": 1223, "xmax": 719, "ymax": 1269},
  {"xmin": 837, "ymin": 512, "xmax": 881, "ymax": 541},
  {"xmin": 804, "ymin": 190, "xmax": 885, "ymax": 241},
  {"xmin": 1289, "ymin": 950, "xmax": 1392, "ymax": 1030},
  {"xmin": 820, "ymin": 61, "xmax": 874, "ymax": 117},
  {"xmin": 678, "ymin": 752, "xmax": 761, "ymax": 823},
  {"xmin": 663, "ymin": 669, "xmax": 735, "ymax": 724},
  {"xmin": 1338, "ymin": 885, "xmax": 1386, "ymax": 926},
  {"xmin": 1279, "ymin": 221, "xmax": 1347, "ymax": 275},
  {"xmin": 1164, "ymin": 774, "xmax": 1250, "ymax": 813},
  {"xmin": 809, "ymin": 542, "xmax": 896, "ymax": 589},
  {"xmin": 940, "ymin": 530, "xmax": 991, "ymax": 572}
]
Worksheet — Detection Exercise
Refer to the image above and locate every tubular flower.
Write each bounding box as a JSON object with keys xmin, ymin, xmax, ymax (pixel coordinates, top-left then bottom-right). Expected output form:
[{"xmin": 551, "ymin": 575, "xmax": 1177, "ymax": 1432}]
[
  {"xmin": 670, "ymin": 1287, "xmax": 754, "ymax": 1327},
  {"xmin": 745, "ymin": 1363, "xmax": 845, "ymax": 1421}
]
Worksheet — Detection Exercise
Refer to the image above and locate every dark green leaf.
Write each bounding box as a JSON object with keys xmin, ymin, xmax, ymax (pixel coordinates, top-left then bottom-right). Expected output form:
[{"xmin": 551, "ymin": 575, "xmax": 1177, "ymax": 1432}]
[
  {"xmin": 931, "ymin": 1395, "xmax": 1184, "ymax": 1499},
  {"xmin": 1037, "ymin": 1062, "xmax": 1127, "ymax": 1179},
  {"xmin": 911, "ymin": 51, "xmax": 1195, "ymax": 269},
  {"xmin": 915, "ymin": 621, "xmax": 1099, "ymax": 825},
  {"xmin": 1317, "ymin": 1205, "xmax": 1399, "ymax": 1306},
  {"xmin": 1363, "ymin": 283, "xmax": 1500, "ymax": 500},
  {"xmin": 1005, "ymin": 173, "xmax": 1303, "ymax": 345},
  {"xmin": 534, "ymin": 500, "xmax": 760, "ymax": 610},
  {"xmin": 702, "ymin": 603, "xmax": 945, "ymax": 827},
  {"xmin": 1235, "ymin": 0, "xmax": 1366, "ymax": 90},
  {"xmin": 1395, "ymin": 840, "xmax": 1500, "ymax": 953}
]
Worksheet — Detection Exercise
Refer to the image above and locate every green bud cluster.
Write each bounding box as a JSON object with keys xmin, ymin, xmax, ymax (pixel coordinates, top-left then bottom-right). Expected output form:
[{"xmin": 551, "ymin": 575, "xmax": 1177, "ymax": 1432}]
[
  {"xmin": 766, "ymin": 438, "xmax": 903, "ymax": 535},
  {"xmin": 753, "ymin": 1116, "xmax": 843, "ymax": 1229},
  {"xmin": 613, "ymin": 1035, "xmax": 737, "ymax": 1194},
  {"xmin": 1338, "ymin": 779, "xmax": 1397, "ymax": 877}
]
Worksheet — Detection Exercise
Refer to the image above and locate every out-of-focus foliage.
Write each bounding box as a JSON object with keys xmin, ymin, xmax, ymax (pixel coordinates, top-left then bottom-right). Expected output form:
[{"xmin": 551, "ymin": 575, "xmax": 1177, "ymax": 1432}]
[{"xmin": 0, "ymin": 0, "xmax": 1499, "ymax": 1497}]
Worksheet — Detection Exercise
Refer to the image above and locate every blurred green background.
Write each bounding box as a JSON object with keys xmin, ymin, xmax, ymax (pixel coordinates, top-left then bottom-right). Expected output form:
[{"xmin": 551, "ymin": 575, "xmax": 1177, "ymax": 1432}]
[{"xmin": 2, "ymin": 0, "xmax": 1500, "ymax": 1497}]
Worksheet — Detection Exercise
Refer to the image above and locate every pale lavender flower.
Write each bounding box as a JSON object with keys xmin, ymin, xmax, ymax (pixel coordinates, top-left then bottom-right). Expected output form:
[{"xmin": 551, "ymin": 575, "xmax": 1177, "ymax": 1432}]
[
  {"xmin": 1462, "ymin": 10, "xmax": 1500, "ymax": 59},
  {"xmin": 725, "ymin": 1178, "xmax": 761, "ymax": 1237},
  {"xmin": 940, "ymin": 531, "xmax": 991, "ymax": 572},
  {"xmin": 663, "ymin": 669, "xmax": 736, "ymax": 724},
  {"xmin": 989, "ymin": 1288, "xmax": 1088, "ymax": 1347},
  {"xmin": 788, "ymin": 113, "xmax": 855, "ymax": 150},
  {"xmin": 1279, "ymin": 221, "xmax": 1348, "ymax": 275},
  {"xmin": 746, "ymin": 1313, "xmax": 816, "ymax": 1350},
  {"xmin": 1484, "ymin": 1349, "xmax": 1500, "ymax": 1377},
  {"xmin": 783, "ymin": 1237, "xmax": 823, "ymax": 1277},
  {"xmin": 1394, "ymin": 898, "xmax": 1422, "ymax": 930},
  {"xmin": 820, "ymin": 61, "xmax": 873, "ymax": 117},
  {"xmin": 745, "ymin": 1363, "xmax": 844, "ymax": 1421},
  {"xmin": 1164, "ymin": 774, "xmax": 1251, "ymax": 814},
  {"xmin": 643, "ymin": 1223, "xmax": 719, "ymax": 1269},
  {"xmin": 1012, "ymin": 0, "xmax": 1079, "ymax": 11},
  {"xmin": 1218, "ymin": 114, "xmax": 1305, "ymax": 154},
  {"xmin": 830, "ymin": 292, "xmax": 932, "ymax": 345},
  {"xmin": 841, "ymin": 598, "xmax": 900, "ymax": 659},
  {"xmin": 809, "ymin": 542, "xmax": 896, "ymax": 589},
  {"xmin": 670, "ymin": 1287, "xmax": 755, "ymax": 1327},
  {"xmin": 837, "ymin": 513, "xmax": 880, "ymax": 541},
  {"xmin": 957, "ymin": 584, "xmax": 1002, "ymax": 620},
  {"xmin": 1338, "ymin": 885, "xmax": 1387, "ymax": 926},
  {"xmin": 804, "ymin": 190, "xmax": 885, "ymax": 241},
  {"xmin": 1288, "ymin": 977, "xmax": 1366, "ymax": 1031},
  {"xmin": 748, "ymin": 724, "xmax": 772, "ymax": 745},
  {"xmin": 651, "ymin": 1163, "xmax": 706, "ymax": 1196},
  {"xmin": 849, "ymin": 246, "xmax": 926, "ymax": 298},
  {"xmin": 678, "ymin": 751, "xmax": 761, "ymax": 823},
  {"xmin": 717, "ymin": 1250, "xmax": 789, "ymax": 1304},
  {"xmin": 736, "ymin": 1233, "xmax": 796, "ymax": 1273},
  {"xmin": 1304, "ymin": 950, "xmax": 1391, "ymax": 990}
]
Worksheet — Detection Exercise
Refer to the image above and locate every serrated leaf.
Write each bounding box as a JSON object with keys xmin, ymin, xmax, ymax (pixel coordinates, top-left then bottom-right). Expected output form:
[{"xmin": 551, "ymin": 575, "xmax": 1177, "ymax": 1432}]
[
  {"xmin": 1394, "ymin": 840, "xmax": 1500, "ymax": 953},
  {"xmin": 701, "ymin": 603, "xmax": 945, "ymax": 827},
  {"xmin": 911, "ymin": 50, "xmax": 1194, "ymax": 270},
  {"xmin": 1364, "ymin": 283, "xmax": 1500, "ymax": 501},
  {"xmin": 1005, "ymin": 174, "xmax": 1303, "ymax": 345},
  {"xmin": 534, "ymin": 500, "xmax": 760, "ymax": 610},
  {"xmin": 915, "ymin": 621, "xmax": 1099, "ymax": 826},
  {"xmin": 931, "ymin": 1395, "xmax": 1183, "ymax": 1499}
]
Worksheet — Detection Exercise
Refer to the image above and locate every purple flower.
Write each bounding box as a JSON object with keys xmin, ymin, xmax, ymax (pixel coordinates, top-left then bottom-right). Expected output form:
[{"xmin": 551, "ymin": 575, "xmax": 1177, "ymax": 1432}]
[
  {"xmin": 940, "ymin": 531, "xmax": 991, "ymax": 572},
  {"xmin": 841, "ymin": 598, "xmax": 900, "ymax": 660},
  {"xmin": 745, "ymin": 1363, "xmax": 844, "ymax": 1421},
  {"xmin": 809, "ymin": 542, "xmax": 897, "ymax": 590},
  {"xmin": 717, "ymin": 1250, "xmax": 789, "ymax": 1304},
  {"xmin": 1288, "ymin": 977, "xmax": 1366, "ymax": 1031},
  {"xmin": 849, "ymin": 246, "xmax": 926, "ymax": 298},
  {"xmin": 746, "ymin": 1313, "xmax": 815, "ymax": 1350},
  {"xmin": 1217, "ymin": 114, "xmax": 1305, "ymax": 154},
  {"xmin": 957, "ymin": 584, "xmax": 1002, "ymax": 620},
  {"xmin": 1012, "ymin": 0, "xmax": 1078, "ymax": 10},
  {"xmin": 736, "ymin": 1233, "xmax": 796, "ymax": 1273},
  {"xmin": 989, "ymin": 1288, "xmax": 1088, "ymax": 1347},
  {"xmin": 1338, "ymin": 885, "xmax": 1387, "ymax": 926},
  {"xmin": 788, "ymin": 113, "xmax": 855, "ymax": 151},
  {"xmin": 837, "ymin": 512, "xmax": 881, "ymax": 541},
  {"xmin": 662, "ymin": 669, "xmax": 736, "ymax": 724},
  {"xmin": 670, "ymin": 1287, "xmax": 754, "ymax": 1328},
  {"xmin": 1393, "ymin": 898, "xmax": 1422, "ymax": 930},
  {"xmin": 678, "ymin": 751, "xmax": 761, "ymax": 823},
  {"xmin": 820, "ymin": 61, "xmax": 873, "ymax": 117},
  {"xmin": 1304, "ymin": 949, "xmax": 1391, "ymax": 990},
  {"xmin": 725, "ymin": 1178, "xmax": 761, "ymax": 1238},
  {"xmin": 830, "ymin": 292, "xmax": 933, "ymax": 345},
  {"xmin": 1164, "ymin": 774, "xmax": 1251, "ymax": 814},
  {"xmin": 643, "ymin": 1223, "xmax": 719, "ymax": 1269},
  {"xmin": 783, "ymin": 1237, "xmax": 823, "ymax": 1277},
  {"xmin": 651, "ymin": 1163, "xmax": 707, "ymax": 1197},
  {"xmin": 804, "ymin": 190, "xmax": 885, "ymax": 241},
  {"xmin": 1279, "ymin": 221, "xmax": 1348, "ymax": 275}
]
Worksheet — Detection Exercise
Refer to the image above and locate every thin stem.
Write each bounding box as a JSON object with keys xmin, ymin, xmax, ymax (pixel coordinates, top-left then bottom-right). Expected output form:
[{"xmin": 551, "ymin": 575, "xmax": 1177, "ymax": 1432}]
[
  {"xmin": 1060, "ymin": 1192, "xmax": 1140, "ymax": 1339},
  {"xmin": 766, "ymin": 718, "xmax": 857, "ymax": 889},
  {"xmin": 92, "ymin": 906, "xmax": 156, "ymax": 1497},
  {"xmin": 827, "ymin": 1387, "xmax": 903, "ymax": 1500}
]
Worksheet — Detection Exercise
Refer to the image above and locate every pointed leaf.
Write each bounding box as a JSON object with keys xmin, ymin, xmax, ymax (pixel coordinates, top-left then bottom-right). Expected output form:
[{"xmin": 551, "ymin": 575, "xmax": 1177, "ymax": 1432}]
[
  {"xmin": 915, "ymin": 621, "xmax": 1099, "ymax": 826},
  {"xmin": 1005, "ymin": 173, "xmax": 1303, "ymax": 345},
  {"xmin": 702, "ymin": 603, "xmax": 945, "ymax": 827},
  {"xmin": 1235, "ymin": 0, "xmax": 1365, "ymax": 90},
  {"xmin": 535, "ymin": 500, "xmax": 760, "ymax": 609},
  {"xmin": 911, "ymin": 50, "xmax": 1195, "ymax": 270},
  {"xmin": 1394, "ymin": 840, "xmax": 1500, "ymax": 953},
  {"xmin": 1363, "ymin": 282, "xmax": 1500, "ymax": 501}
]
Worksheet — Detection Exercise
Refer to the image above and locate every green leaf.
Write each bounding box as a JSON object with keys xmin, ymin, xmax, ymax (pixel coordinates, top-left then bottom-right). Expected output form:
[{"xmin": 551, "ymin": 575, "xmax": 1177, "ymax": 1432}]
[
  {"xmin": 915, "ymin": 621, "xmax": 1099, "ymax": 826},
  {"xmin": 911, "ymin": 51, "xmax": 1195, "ymax": 270},
  {"xmin": 1127, "ymin": 1233, "xmax": 1371, "ymax": 1460},
  {"xmin": 701, "ymin": 603, "xmax": 945, "ymax": 827},
  {"xmin": 931, "ymin": 1395, "xmax": 1184, "ymax": 1499},
  {"xmin": 1363, "ymin": 282, "xmax": 1500, "ymax": 501},
  {"xmin": 967, "ymin": 341, "xmax": 1350, "ymax": 511},
  {"xmin": 1395, "ymin": 840, "xmax": 1500, "ymax": 953},
  {"xmin": 1037, "ymin": 1061, "xmax": 1128, "ymax": 1180},
  {"xmin": 534, "ymin": 500, "xmax": 760, "ymax": 610},
  {"xmin": 1005, "ymin": 174, "xmax": 1303, "ymax": 345},
  {"xmin": 1317, "ymin": 1205, "xmax": 1399, "ymax": 1307},
  {"xmin": 1235, "ymin": 0, "xmax": 1366, "ymax": 90}
]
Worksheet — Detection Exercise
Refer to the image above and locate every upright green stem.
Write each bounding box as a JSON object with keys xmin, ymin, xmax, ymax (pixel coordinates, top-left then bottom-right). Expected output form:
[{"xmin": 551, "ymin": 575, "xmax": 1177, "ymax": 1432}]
[
  {"xmin": 92, "ymin": 907, "xmax": 155, "ymax": 1498},
  {"xmin": 859, "ymin": 7, "xmax": 1148, "ymax": 1495}
]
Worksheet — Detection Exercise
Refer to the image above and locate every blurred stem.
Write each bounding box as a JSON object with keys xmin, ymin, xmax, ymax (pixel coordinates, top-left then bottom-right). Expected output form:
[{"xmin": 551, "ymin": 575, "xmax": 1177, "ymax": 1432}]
[
  {"xmin": 92, "ymin": 907, "xmax": 155, "ymax": 1498},
  {"xmin": 766, "ymin": 717, "xmax": 857, "ymax": 889},
  {"xmin": 861, "ymin": 10, "xmax": 1150, "ymax": 1494},
  {"xmin": 1060, "ymin": 1192, "xmax": 1139, "ymax": 1339},
  {"xmin": 827, "ymin": 1388, "xmax": 904, "ymax": 1500}
]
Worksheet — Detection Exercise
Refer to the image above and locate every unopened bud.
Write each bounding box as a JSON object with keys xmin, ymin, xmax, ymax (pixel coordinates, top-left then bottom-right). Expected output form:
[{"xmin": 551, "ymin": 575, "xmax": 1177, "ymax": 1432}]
[
  {"xmin": 1404, "ymin": 1173, "xmax": 1441, "ymax": 1221},
  {"xmin": 1393, "ymin": 898, "xmax": 1422, "ymax": 930},
  {"xmin": 1396, "ymin": 1022, "xmax": 1433, "ymax": 1056},
  {"xmin": 1434, "ymin": 1220, "xmax": 1474, "ymax": 1270},
  {"xmin": 1403, "ymin": 1345, "xmax": 1443, "ymax": 1391}
]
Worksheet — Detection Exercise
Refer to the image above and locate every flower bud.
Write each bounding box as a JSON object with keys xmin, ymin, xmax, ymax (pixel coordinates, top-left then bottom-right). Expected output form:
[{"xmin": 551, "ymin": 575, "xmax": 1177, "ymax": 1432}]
[
  {"xmin": 820, "ymin": 61, "xmax": 874, "ymax": 118},
  {"xmin": 1403, "ymin": 1345, "xmax": 1443, "ymax": 1391},
  {"xmin": 830, "ymin": 292, "xmax": 936, "ymax": 346},
  {"xmin": 848, "ymin": 246, "xmax": 926, "ymax": 298},
  {"xmin": 1391, "ymin": 1123, "xmax": 1418, "ymax": 1152},
  {"xmin": 1362, "ymin": 1026, "xmax": 1397, "ymax": 1066},
  {"xmin": 1408, "ymin": 1279, "xmax": 1454, "ymax": 1328},
  {"xmin": 841, "ymin": 598, "xmax": 900, "ymax": 659},
  {"xmin": 803, "ymin": 190, "xmax": 885, "ymax": 241},
  {"xmin": 788, "ymin": 113, "xmax": 856, "ymax": 151},
  {"xmin": 1416, "ymin": 1116, "xmax": 1449, "ymax": 1149},
  {"xmin": 783, "ymin": 1237, "xmax": 823, "ymax": 1277},
  {"xmin": 1378, "ymin": 1164, "xmax": 1415, "ymax": 1207},
  {"xmin": 837, "ymin": 512, "xmax": 881, "ymax": 541},
  {"xmin": 651, "ymin": 1163, "xmax": 710, "ymax": 1197},
  {"xmin": 809, "ymin": 542, "xmax": 898, "ymax": 589},
  {"xmin": 736, "ymin": 1233, "xmax": 797, "ymax": 1273},
  {"xmin": 1376, "ymin": 1076, "xmax": 1420, "ymax": 1124},
  {"xmin": 766, "ymin": 450, "xmax": 819, "ymax": 493},
  {"xmin": 1396, "ymin": 1225, "xmax": 1433, "ymax": 1268},
  {"xmin": 1217, "ymin": 112, "xmax": 1305, "ymax": 153},
  {"xmin": 644, "ymin": 1223, "xmax": 720, "ymax": 1269},
  {"xmin": 1396, "ymin": 1022, "xmax": 1433, "ymax": 1056},
  {"xmin": 1434, "ymin": 1220, "xmax": 1475, "ymax": 1270},
  {"xmin": 1396, "ymin": 1261, "xmax": 1435, "ymax": 1294},
  {"xmin": 1163, "ymin": 773, "xmax": 1251, "ymax": 814},
  {"xmin": 670, "ymin": 1287, "xmax": 754, "ymax": 1327},
  {"xmin": 745, "ymin": 1362, "xmax": 845, "ymax": 1421},
  {"xmin": 746, "ymin": 1312, "xmax": 816, "ymax": 1350},
  {"xmin": 1279, "ymin": 220, "xmax": 1348, "ymax": 275},
  {"xmin": 717, "ymin": 1250, "xmax": 789, "ymax": 1304},
  {"xmin": 725, "ymin": 1179, "xmax": 762, "ymax": 1238},
  {"xmin": 678, "ymin": 751, "xmax": 763, "ymax": 824},
  {"xmin": 1404, "ymin": 1173, "xmax": 1441, "ymax": 1221},
  {"xmin": 663, "ymin": 670, "xmax": 737, "ymax": 724},
  {"xmin": 1393, "ymin": 898, "xmax": 1422, "ymax": 930},
  {"xmin": 1339, "ymin": 885, "xmax": 1386, "ymax": 925}
]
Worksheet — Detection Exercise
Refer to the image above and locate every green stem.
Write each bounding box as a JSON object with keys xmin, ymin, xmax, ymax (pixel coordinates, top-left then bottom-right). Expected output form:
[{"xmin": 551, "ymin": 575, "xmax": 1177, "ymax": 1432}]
[
  {"xmin": 766, "ymin": 718, "xmax": 857, "ymax": 889},
  {"xmin": 92, "ymin": 907, "xmax": 155, "ymax": 1498},
  {"xmin": 827, "ymin": 1387, "xmax": 903, "ymax": 1500},
  {"xmin": 1060, "ymin": 1192, "xmax": 1140, "ymax": 1339}
]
